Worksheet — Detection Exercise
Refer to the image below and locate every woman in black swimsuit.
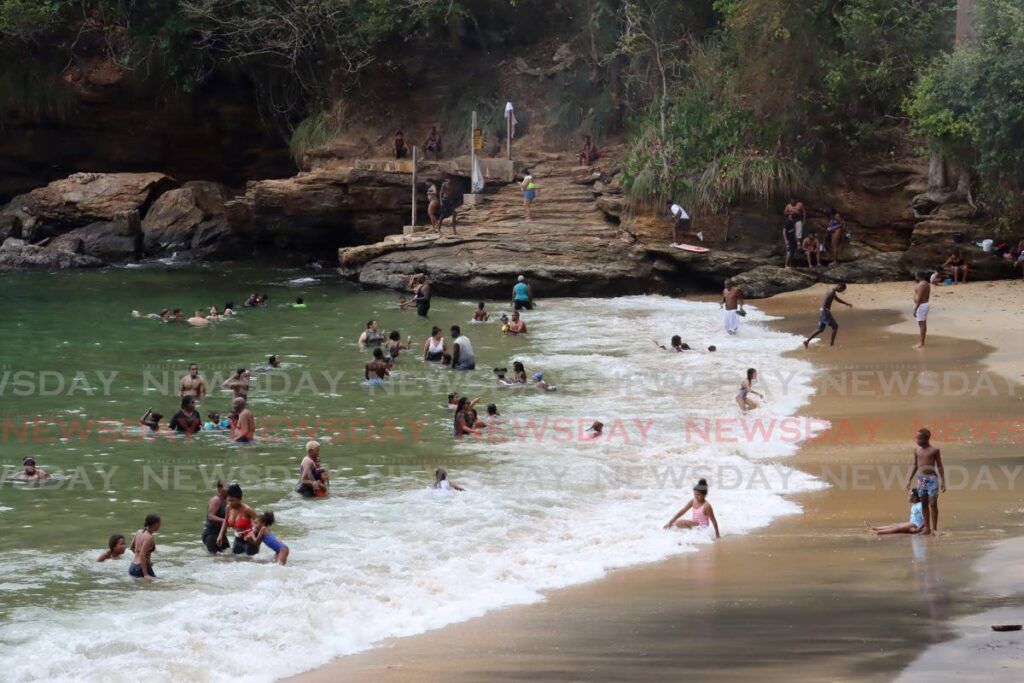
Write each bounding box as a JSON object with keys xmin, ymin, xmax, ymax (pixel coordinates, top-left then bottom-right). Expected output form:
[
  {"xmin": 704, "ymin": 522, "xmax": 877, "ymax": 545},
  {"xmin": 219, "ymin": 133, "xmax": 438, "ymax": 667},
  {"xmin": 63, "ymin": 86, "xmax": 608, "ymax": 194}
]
[{"xmin": 943, "ymin": 247, "xmax": 969, "ymax": 284}]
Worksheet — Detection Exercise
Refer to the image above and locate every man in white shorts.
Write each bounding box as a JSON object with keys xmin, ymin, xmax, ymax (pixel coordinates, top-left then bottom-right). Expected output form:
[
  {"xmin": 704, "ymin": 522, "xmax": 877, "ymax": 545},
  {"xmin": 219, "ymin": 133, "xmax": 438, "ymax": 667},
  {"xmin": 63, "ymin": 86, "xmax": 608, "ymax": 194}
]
[
  {"xmin": 913, "ymin": 271, "xmax": 931, "ymax": 349},
  {"xmin": 721, "ymin": 279, "xmax": 744, "ymax": 335}
]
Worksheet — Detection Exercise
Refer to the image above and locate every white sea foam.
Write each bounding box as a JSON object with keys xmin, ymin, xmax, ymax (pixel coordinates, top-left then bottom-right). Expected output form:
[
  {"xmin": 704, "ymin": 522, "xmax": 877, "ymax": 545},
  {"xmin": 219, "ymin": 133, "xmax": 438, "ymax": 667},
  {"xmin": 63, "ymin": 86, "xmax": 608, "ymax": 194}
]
[{"xmin": 0, "ymin": 296, "xmax": 825, "ymax": 682}]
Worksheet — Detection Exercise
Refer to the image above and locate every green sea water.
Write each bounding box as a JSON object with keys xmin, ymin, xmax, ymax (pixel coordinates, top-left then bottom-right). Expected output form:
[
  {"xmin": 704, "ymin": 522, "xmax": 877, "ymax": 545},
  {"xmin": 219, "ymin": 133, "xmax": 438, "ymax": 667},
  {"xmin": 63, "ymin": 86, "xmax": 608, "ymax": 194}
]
[{"xmin": 0, "ymin": 264, "xmax": 532, "ymax": 614}]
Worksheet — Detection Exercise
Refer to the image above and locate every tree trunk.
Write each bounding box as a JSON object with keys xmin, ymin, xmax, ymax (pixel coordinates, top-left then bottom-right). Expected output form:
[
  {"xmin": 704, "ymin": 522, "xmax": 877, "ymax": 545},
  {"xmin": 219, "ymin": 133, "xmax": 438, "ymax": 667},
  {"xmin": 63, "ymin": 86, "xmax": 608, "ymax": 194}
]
[{"xmin": 956, "ymin": 0, "xmax": 974, "ymax": 45}]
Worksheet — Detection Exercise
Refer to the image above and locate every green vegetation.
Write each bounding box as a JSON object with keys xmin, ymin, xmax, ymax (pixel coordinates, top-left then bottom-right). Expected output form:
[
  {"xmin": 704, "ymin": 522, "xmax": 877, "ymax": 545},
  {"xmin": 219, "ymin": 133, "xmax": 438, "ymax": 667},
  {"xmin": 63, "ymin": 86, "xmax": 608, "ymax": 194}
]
[
  {"xmin": 620, "ymin": 0, "xmax": 955, "ymax": 210},
  {"xmin": 908, "ymin": 0, "xmax": 1024, "ymax": 219}
]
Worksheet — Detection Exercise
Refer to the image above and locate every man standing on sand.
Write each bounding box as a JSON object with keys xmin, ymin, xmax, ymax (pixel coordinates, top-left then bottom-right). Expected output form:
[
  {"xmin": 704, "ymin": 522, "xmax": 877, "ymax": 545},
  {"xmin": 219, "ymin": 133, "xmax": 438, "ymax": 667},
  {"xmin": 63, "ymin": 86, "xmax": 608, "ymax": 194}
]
[
  {"xmin": 720, "ymin": 279, "xmax": 744, "ymax": 335},
  {"xmin": 913, "ymin": 271, "xmax": 931, "ymax": 349},
  {"xmin": 230, "ymin": 396, "xmax": 255, "ymax": 443},
  {"xmin": 803, "ymin": 283, "xmax": 852, "ymax": 348},
  {"xmin": 179, "ymin": 363, "xmax": 207, "ymax": 400},
  {"xmin": 906, "ymin": 427, "xmax": 945, "ymax": 534},
  {"xmin": 784, "ymin": 197, "xmax": 806, "ymax": 241}
]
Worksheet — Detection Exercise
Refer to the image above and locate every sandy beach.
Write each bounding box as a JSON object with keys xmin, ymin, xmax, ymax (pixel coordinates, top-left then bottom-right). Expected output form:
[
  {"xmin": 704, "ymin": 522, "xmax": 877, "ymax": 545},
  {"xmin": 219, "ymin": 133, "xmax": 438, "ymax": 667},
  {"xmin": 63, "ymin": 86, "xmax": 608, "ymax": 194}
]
[{"xmin": 292, "ymin": 280, "xmax": 1024, "ymax": 683}]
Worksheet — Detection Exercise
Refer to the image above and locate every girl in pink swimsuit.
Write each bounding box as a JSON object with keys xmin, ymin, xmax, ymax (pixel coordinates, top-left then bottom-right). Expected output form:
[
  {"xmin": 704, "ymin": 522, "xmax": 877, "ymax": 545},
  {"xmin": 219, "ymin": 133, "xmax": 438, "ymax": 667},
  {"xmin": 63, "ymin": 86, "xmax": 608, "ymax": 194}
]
[{"xmin": 663, "ymin": 479, "xmax": 721, "ymax": 539}]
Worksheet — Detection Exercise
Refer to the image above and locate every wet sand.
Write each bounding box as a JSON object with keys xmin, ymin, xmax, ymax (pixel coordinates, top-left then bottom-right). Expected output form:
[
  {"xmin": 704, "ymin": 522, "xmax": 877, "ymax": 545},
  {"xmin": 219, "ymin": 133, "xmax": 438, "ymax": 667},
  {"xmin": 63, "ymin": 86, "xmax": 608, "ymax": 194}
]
[{"xmin": 292, "ymin": 280, "xmax": 1024, "ymax": 682}]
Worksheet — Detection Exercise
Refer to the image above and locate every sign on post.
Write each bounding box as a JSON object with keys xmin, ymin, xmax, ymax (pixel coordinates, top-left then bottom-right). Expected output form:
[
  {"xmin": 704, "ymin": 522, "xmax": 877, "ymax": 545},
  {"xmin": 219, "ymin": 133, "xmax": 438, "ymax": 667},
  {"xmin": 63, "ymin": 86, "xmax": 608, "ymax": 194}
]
[{"xmin": 472, "ymin": 128, "xmax": 483, "ymax": 151}]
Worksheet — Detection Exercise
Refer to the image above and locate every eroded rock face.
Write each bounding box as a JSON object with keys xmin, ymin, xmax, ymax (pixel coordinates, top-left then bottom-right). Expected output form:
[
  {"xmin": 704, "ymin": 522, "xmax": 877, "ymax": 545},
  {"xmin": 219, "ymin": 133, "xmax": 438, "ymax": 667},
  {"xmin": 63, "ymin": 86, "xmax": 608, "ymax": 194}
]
[
  {"xmin": 142, "ymin": 181, "xmax": 231, "ymax": 255},
  {"xmin": 8, "ymin": 172, "xmax": 177, "ymax": 242},
  {"xmin": 820, "ymin": 252, "xmax": 909, "ymax": 284},
  {"xmin": 227, "ymin": 168, "xmax": 426, "ymax": 251},
  {"xmin": 48, "ymin": 221, "xmax": 140, "ymax": 260}
]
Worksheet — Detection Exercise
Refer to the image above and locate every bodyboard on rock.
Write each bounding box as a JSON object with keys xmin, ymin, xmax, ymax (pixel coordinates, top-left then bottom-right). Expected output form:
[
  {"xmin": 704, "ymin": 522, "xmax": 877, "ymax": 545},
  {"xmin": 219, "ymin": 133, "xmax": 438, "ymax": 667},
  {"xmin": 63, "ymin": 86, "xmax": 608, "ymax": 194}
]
[{"xmin": 670, "ymin": 243, "xmax": 711, "ymax": 253}]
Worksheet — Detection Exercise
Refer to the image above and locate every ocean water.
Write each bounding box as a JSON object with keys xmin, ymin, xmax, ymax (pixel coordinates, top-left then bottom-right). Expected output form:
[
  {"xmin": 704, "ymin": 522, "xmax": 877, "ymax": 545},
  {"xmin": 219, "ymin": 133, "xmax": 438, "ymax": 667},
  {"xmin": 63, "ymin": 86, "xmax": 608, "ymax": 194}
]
[{"xmin": 0, "ymin": 267, "xmax": 824, "ymax": 682}]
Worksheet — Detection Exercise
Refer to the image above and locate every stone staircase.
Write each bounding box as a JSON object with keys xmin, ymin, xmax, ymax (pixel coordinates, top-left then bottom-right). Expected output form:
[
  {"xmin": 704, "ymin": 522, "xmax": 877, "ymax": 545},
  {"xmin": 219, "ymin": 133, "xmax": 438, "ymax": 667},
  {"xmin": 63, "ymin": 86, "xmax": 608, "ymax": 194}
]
[{"xmin": 336, "ymin": 152, "xmax": 647, "ymax": 297}]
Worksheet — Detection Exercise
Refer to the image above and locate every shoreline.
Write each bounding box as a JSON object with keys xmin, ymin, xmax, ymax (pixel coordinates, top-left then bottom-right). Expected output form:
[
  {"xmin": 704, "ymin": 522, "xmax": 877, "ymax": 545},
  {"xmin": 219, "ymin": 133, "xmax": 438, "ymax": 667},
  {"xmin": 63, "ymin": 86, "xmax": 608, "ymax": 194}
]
[{"xmin": 290, "ymin": 280, "xmax": 1023, "ymax": 682}]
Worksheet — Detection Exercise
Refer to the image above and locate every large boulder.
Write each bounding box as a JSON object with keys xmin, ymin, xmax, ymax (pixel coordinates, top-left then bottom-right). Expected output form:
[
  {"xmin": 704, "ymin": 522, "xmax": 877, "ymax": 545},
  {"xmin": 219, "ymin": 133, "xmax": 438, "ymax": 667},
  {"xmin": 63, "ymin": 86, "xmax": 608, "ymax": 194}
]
[
  {"xmin": 821, "ymin": 252, "xmax": 910, "ymax": 284},
  {"xmin": 8, "ymin": 172, "xmax": 176, "ymax": 242},
  {"xmin": 0, "ymin": 237, "xmax": 104, "ymax": 272},
  {"xmin": 142, "ymin": 181, "xmax": 231, "ymax": 254},
  {"xmin": 48, "ymin": 220, "xmax": 140, "ymax": 260},
  {"xmin": 732, "ymin": 265, "xmax": 817, "ymax": 298}
]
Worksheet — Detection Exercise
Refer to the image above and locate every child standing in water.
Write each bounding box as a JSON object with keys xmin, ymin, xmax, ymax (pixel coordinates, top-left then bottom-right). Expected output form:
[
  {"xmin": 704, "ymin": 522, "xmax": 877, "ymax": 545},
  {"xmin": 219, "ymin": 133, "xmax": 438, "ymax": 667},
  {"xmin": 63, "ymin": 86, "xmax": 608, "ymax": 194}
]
[
  {"xmin": 736, "ymin": 368, "xmax": 763, "ymax": 412},
  {"xmin": 247, "ymin": 511, "xmax": 290, "ymax": 565},
  {"xmin": 869, "ymin": 491, "xmax": 926, "ymax": 535},
  {"xmin": 474, "ymin": 302, "xmax": 489, "ymax": 321},
  {"xmin": 664, "ymin": 479, "xmax": 721, "ymax": 539}
]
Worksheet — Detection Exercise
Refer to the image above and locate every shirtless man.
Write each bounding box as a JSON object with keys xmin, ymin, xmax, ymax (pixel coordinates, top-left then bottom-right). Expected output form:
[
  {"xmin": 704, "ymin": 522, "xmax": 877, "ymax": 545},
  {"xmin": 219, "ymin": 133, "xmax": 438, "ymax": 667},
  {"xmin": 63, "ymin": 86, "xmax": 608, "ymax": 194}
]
[
  {"xmin": 784, "ymin": 197, "xmax": 806, "ymax": 241},
  {"xmin": 202, "ymin": 479, "xmax": 230, "ymax": 553},
  {"xmin": 221, "ymin": 368, "xmax": 251, "ymax": 399},
  {"xmin": 393, "ymin": 130, "xmax": 408, "ymax": 159},
  {"xmin": 803, "ymin": 283, "xmax": 852, "ymax": 348},
  {"xmin": 358, "ymin": 320, "xmax": 385, "ymax": 352},
  {"xmin": 129, "ymin": 513, "xmax": 160, "ymax": 579},
  {"xmin": 13, "ymin": 456, "xmax": 49, "ymax": 481},
  {"xmin": 906, "ymin": 427, "xmax": 945, "ymax": 534},
  {"xmin": 179, "ymin": 363, "xmax": 207, "ymax": 400},
  {"xmin": 720, "ymin": 279, "xmax": 745, "ymax": 335},
  {"xmin": 802, "ymin": 232, "xmax": 821, "ymax": 267},
  {"xmin": 365, "ymin": 348, "xmax": 390, "ymax": 382},
  {"xmin": 230, "ymin": 396, "xmax": 255, "ymax": 443},
  {"xmin": 507, "ymin": 311, "xmax": 528, "ymax": 335},
  {"xmin": 187, "ymin": 309, "xmax": 210, "ymax": 327},
  {"xmin": 912, "ymin": 271, "xmax": 931, "ymax": 349},
  {"xmin": 440, "ymin": 178, "xmax": 457, "ymax": 234}
]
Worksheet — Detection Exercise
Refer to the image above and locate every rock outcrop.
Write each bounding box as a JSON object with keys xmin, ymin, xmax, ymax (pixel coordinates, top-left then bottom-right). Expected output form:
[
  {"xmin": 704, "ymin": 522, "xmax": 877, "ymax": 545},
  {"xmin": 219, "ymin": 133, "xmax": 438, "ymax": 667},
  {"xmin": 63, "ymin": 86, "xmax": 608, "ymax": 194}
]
[
  {"xmin": 142, "ymin": 181, "xmax": 232, "ymax": 255},
  {"xmin": 3, "ymin": 172, "xmax": 176, "ymax": 242},
  {"xmin": 731, "ymin": 265, "xmax": 818, "ymax": 298},
  {"xmin": 0, "ymin": 237, "xmax": 105, "ymax": 272}
]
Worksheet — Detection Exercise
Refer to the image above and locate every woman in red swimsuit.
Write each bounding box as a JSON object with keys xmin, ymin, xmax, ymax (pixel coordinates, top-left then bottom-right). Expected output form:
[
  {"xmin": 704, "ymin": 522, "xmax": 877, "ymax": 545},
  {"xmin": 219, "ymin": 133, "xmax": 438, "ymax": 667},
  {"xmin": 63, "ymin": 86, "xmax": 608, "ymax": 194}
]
[{"xmin": 216, "ymin": 483, "xmax": 259, "ymax": 556}]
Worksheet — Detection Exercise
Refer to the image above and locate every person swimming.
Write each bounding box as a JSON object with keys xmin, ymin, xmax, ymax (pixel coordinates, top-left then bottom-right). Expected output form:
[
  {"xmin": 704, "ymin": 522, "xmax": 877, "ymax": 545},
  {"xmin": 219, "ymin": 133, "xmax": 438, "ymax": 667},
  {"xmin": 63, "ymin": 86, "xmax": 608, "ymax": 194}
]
[
  {"xmin": 473, "ymin": 302, "xmax": 489, "ymax": 322},
  {"xmin": 534, "ymin": 372, "xmax": 550, "ymax": 390},
  {"xmin": 97, "ymin": 533, "xmax": 126, "ymax": 562},
  {"xmin": 203, "ymin": 411, "xmax": 230, "ymax": 430},
  {"xmin": 139, "ymin": 408, "xmax": 163, "ymax": 432},
  {"xmin": 583, "ymin": 421, "xmax": 603, "ymax": 441},
  {"xmin": 512, "ymin": 361, "xmax": 527, "ymax": 384},
  {"xmin": 292, "ymin": 297, "xmax": 307, "ymax": 309},
  {"xmin": 433, "ymin": 467, "xmax": 465, "ymax": 492},
  {"xmin": 663, "ymin": 479, "xmax": 721, "ymax": 538},
  {"xmin": 14, "ymin": 456, "xmax": 49, "ymax": 481},
  {"xmin": 386, "ymin": 330, "xmax": 411, "ymax": 359},
  {"xmin": 654, "ymin": 335, "xmax": 690, "ymax": 351},
  {"xmin": 260, "ymin": 354, "xmax": 282, "ymax": 371},
  {"xmin": 246, "ymin": 511, "xmax": 290, "ymax": 565}
]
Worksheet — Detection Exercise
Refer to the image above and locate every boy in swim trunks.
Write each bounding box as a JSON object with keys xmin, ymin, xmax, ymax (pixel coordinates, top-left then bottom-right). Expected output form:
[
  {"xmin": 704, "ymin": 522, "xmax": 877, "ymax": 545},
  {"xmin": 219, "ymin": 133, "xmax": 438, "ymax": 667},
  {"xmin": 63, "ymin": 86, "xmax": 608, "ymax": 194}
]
[
  {"xmin": 905, "ymin": 427, "xmax": 944, "ymax": 534},
  {"xmin": 803, "ymin": 283, "xmax": 852, "ymax": 348},
  {"xmin": 913, "ymin": 271, "xmax": 930, "ymax": 349}
]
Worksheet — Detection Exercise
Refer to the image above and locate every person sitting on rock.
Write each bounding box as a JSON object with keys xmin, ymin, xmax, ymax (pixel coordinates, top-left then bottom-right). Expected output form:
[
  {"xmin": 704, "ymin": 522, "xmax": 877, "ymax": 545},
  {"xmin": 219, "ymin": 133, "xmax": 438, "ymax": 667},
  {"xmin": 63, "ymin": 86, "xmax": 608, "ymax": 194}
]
[
  {"xmin": 424, "ymin": 126, "xmax": 443, "ymax": 160},
  {"xmin": 802, "ymin": 231, "xmax": 821, "ymax": 268},
  {"xmin": 578, "ymin": 135, "xmax": 599, "ymax": 166},
  {"xmin": 393, "ymin": 130, "xmax": 408, "ymax": 159}
]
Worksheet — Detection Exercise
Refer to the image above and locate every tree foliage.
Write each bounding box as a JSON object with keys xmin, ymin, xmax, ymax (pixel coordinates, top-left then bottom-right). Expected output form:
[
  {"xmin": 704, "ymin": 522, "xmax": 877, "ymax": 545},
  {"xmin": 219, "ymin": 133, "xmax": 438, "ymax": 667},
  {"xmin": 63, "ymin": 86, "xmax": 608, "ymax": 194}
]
[{"xmin": 908, "ymin": 0, "xmax": 1024, "ymax": 216}]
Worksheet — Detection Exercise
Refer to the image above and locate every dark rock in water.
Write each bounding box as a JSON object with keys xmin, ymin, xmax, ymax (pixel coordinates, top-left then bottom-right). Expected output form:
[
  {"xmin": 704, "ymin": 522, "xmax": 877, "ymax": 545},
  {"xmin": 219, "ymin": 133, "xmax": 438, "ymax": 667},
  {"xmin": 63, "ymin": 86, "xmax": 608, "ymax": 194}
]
[
  {"xmin": 0, "ymin": 237, "xmax": 104, "ymax": 271},
  {"xmin": 732, "ymin": 265, "xmax": 817, "ymax": 298},
  {"xmin": 48, "ymin": 221, "xmax": 139, "ymax": 260},
  {"xmin": 820, "ymin": 252, "xmax": 910, "ymax": 284},
  {"xmin": 142, "ymin": 181, "xmax": 232, "ymax": 256}
]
